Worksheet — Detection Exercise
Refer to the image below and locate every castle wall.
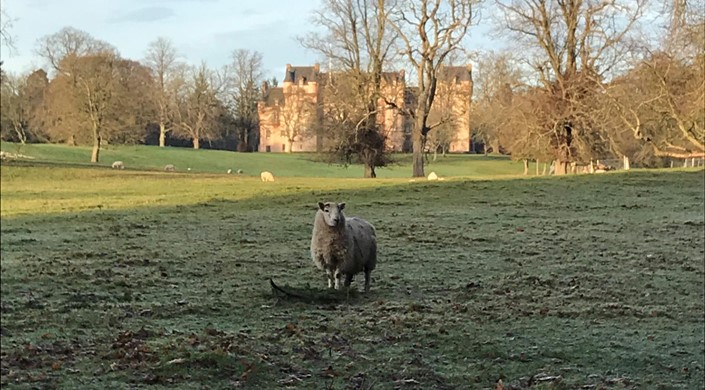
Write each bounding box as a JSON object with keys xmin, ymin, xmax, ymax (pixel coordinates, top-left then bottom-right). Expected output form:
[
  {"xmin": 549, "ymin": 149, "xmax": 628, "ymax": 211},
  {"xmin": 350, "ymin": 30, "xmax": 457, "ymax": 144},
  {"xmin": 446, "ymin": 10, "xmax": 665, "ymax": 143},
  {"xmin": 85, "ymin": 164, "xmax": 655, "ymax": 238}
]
[{"xmin": 258, "ymin": 64, "xmax": 472, "ymax": 154}]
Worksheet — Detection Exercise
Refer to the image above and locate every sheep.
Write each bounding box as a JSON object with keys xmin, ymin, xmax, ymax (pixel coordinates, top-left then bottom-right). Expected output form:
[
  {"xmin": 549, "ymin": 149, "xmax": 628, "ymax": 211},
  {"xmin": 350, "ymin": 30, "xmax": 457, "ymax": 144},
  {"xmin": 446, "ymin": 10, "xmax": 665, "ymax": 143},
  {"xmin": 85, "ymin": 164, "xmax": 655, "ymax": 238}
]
[
  {"xmin": 310, "ymin": 201, "xmax": 377, "ymax": 292},
  {"xmin": 227, "ymin": 169, "xmax": 232, "ymax": 174},
  {"xmin": 111, "ymin": 161, "xmax": 125, "ymax": 169},
  {"xmin": 260, "ymin": 171, "xmax": 274, "ymax": 182},
  {"xmin": 237, "ymin": 169, "xmax": 243, "ymax": 174},
  {"xmin": 427, "ymin": 171, "xmax": 438, "ymax": 181},
  {"xmin": 164, "ymin": 164, "xmax": 175, "ymax": 172}
]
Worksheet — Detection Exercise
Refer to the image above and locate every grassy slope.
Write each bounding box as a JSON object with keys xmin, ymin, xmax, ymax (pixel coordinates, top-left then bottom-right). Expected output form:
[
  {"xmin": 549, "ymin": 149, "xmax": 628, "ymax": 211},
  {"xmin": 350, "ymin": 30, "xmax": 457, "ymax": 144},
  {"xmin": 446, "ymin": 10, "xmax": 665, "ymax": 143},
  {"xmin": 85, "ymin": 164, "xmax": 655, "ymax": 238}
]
[
  {"xmin": 0, "ymin": 142, "xmax": 531, "ymax": 178},
  {"xmin": 0, "ymin": 164, "xmax": 703, "ymax": 389}
]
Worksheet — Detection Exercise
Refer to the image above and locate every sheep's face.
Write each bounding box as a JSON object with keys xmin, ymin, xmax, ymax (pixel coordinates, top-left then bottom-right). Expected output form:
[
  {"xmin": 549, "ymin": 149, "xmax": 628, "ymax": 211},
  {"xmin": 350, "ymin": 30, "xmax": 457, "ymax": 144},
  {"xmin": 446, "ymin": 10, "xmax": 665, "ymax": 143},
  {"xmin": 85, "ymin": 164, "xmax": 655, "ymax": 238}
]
[{"xmin": 318, "ymin": 201, "xmax": 346, "ymax": 227}]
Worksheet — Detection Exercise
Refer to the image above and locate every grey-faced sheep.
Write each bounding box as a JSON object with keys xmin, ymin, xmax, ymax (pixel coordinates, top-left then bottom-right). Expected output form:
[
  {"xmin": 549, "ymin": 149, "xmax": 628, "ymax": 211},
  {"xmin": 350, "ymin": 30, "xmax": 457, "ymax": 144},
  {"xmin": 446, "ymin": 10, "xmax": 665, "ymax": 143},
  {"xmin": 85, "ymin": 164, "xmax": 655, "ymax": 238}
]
[
  {"xmin": 111, "ymin": 161, "xmax": 125, "ymax": 169},
  {"xmin": 164, "ymin": 164, "xmax": 175, "ymax": 172},
  {"xmin": 261, "ymin": 171, "xmax": 274, "ymax": 182},
  {"xmin": 310, "ymin": 202, "xmax": 377, "ymax": 292}
]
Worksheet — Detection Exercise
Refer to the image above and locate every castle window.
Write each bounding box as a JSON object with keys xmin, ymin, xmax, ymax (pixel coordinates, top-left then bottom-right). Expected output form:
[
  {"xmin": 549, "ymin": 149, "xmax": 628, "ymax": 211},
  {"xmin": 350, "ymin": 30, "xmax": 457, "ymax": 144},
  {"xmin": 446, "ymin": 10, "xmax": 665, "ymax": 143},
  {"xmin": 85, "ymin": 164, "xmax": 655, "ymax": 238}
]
[
  {"xmin": 272, "ymin": 110, "xmax": 280, "ymax": 125},
  {"xmin": 265, "ymin": 129, "xmax": 271, "ymax": 138}
]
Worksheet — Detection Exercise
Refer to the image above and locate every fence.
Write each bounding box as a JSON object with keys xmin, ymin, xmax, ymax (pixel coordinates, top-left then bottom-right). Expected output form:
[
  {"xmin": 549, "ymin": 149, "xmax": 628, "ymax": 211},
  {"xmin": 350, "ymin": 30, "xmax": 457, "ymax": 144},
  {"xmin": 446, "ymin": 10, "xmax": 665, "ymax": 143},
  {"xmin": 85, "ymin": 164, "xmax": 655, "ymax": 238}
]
[
  {"xmin": 554, "ymin": 155, "xmax": 705, "ymax": 175},
  {"xmin": 669, "ymin": 157, "xmax": 705, "ymax": 168}
]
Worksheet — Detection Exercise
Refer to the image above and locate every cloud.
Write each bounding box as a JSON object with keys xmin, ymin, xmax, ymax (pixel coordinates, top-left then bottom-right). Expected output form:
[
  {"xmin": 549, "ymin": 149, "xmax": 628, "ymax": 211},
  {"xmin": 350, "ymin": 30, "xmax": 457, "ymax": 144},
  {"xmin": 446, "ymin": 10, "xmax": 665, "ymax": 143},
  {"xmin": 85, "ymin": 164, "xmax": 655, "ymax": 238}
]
[
  {"xmin": 240, "ymin": 8, "xmax": 260, "ymax": 17},
  {"xmin": 108, "ymin": 6, "xmax": 175, "ymax": 23}
]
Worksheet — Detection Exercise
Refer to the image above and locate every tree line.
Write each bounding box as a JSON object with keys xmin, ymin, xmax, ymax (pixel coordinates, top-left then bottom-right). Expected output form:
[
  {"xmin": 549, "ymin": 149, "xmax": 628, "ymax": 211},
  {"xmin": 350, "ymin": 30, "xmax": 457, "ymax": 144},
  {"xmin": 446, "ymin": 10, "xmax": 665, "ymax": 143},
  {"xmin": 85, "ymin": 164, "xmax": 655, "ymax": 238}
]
[
  {"xmin": 1, "ymin": 0, "xmax": 703, "ymax": 176},
  {"xmin": 1, "ymin": 28, "xmax": 266, "ymax": 162}
]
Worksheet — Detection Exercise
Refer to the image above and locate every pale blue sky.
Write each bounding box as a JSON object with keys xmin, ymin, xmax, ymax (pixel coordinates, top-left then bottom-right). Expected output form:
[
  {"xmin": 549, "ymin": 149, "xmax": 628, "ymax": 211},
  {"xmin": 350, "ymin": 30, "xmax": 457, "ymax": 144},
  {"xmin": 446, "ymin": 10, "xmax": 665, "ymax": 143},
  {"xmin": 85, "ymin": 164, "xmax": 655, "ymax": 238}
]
[{"xmin": 0, "ymin": 0, "xmax": 498, "ymax": 80}]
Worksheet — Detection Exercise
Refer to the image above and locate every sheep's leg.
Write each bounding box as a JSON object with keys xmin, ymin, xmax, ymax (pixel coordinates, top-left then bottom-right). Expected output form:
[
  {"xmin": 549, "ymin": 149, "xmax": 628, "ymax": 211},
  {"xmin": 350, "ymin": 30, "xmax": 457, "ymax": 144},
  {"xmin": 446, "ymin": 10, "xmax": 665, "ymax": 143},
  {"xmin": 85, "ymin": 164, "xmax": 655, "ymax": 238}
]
[
  {"xmin": 344, "ymin": 274, "xmax": 353, "ymax": 288},
  {"xmin": 326, "ymin": 270, "xmax": 335, "ymax": 289},
  {"xmin": 335, "ymin": 271, "xmax": 350, "ymax": 290},
  {"xmin": 364, "ymin": 269, "xmax": 372, "ymax": 292}
]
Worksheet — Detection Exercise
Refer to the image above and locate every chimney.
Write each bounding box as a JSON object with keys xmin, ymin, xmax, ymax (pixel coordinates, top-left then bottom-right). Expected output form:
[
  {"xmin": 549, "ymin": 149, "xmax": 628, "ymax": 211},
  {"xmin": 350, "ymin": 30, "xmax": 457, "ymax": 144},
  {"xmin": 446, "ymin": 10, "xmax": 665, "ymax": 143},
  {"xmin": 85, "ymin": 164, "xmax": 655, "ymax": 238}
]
[{"xmin": 313, "ymin": 63, "xmax": 320, "ymax": 73}]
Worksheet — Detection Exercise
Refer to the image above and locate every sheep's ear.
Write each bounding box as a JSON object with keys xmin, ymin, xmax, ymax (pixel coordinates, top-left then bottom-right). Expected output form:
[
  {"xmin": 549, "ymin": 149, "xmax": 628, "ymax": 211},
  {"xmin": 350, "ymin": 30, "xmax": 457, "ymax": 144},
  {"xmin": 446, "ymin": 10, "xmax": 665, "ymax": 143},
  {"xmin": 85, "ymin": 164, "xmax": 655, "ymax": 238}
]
[
  {"xmin": 318, "ymin": 202, "xmax": 325, "ymax": 210},
  {"xmin": 338, "ymin": 202, "xmax": 346, "ymax": 210}
]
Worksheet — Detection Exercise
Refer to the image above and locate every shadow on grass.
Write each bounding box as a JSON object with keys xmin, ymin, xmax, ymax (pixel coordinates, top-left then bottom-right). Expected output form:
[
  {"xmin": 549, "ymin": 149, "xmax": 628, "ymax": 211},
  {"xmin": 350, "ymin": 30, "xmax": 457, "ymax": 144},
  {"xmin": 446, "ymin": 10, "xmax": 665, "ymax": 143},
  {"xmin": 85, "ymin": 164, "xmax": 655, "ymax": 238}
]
[{"xmin": 268, "ymin": 278, "xmax": 365, "ymax": 305}]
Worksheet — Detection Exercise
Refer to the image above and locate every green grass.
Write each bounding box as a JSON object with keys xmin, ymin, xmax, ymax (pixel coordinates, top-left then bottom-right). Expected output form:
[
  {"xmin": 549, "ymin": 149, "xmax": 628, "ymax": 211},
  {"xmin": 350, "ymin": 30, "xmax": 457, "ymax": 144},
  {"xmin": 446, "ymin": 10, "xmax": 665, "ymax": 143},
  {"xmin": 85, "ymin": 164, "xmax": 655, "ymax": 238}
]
[
  {"xmin": 1, "ymin": 162, "xmax": 703, "ymax": 389},
  {"xmin": 0, "ymin": 141, "xmax": 532, "ymax": 178}
]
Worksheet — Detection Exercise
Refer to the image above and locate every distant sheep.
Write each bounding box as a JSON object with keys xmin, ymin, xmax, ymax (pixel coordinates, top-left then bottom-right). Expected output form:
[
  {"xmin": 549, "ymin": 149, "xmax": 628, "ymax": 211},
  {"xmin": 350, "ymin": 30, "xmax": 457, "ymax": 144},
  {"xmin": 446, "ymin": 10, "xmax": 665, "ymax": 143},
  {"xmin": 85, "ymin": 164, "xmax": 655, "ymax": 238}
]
[
  {"xmin": 164, "ymin": 164, "xmax": 175, "ymax": 172},
  {"xmin": 260, "ymin": 171, "xmax": 274, "ymax": 182},
  {"xmin": 427, "ymin": 171, "xmax": 438, "ymax": 181},
  {"xmin": 310, "ymin": 201, "xmax": 377, "ymax": 291},
  {"xmin": 237, "ymin": 169, "xmax": 243, "ymax": 174},
  {"xmin": 111, "ymin": 161, "xmax": 125, "ymax": 169},
  {"xmin": 227, "ymin": 169, "xmax": 232, "ymax": 174}
]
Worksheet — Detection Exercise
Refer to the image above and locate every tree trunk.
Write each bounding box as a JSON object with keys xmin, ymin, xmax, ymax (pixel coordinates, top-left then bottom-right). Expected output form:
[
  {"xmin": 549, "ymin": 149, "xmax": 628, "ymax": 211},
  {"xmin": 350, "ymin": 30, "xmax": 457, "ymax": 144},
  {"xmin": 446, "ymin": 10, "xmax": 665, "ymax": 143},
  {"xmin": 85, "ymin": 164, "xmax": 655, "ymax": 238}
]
[
  {"xmin": 12, "ymin": 125, "xmax": 27, "ymax": 145},
  {"xmin": 68, "ymin": 134, "xmax": 77, "ymax": 146},
  {"xmin": 287, "ymin": 141, "xmax": 294, "ymax": 153},
  {"xmin": 193, "ymin": 137, "xmax": 200, "ymax": 149},
  {"xmin": 491, "ymin": 140, "xmax": 500, "ymax": 155},
  {"xmin": 412, "ymin": 118, "xmax": 425, "ymax": 177},
  {"xmin": 542, "ymin": 163, "xmax": 547, "ymax": 175},
  {"xmin": 91, "ymin": 135, "xmax": 101, "ymax": 163},
  {"xmin": 536, "ymin": 159, "xmax": 540, "ymax": 175},
  {"xmin": 159, "ymin": 122, "xmax": 167, "ymax": 147},
  {"xmin": 623, "ymin": 155, "xmax": 630, "ymax": 170},
  {"xmin": 364, "ymin": 163, "xmax": 377, "ymax": 178},
  {"xmin": 553, "ymin": 160, "xmax": 569, "ymax": 175},
  {"xmin": 523, "ymin": 159, "xmax": 529, "ymax": 175},
  {"xmin": 433, "ymin": 147, "xmax": 438, "ymax": 161}
]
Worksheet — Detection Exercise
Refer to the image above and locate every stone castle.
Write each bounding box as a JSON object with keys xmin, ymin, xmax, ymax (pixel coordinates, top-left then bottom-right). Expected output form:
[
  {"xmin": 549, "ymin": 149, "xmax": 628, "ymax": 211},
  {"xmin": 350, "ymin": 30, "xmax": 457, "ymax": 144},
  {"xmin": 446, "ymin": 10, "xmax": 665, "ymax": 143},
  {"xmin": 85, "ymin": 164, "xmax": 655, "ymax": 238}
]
[{"xmin": 257, "ymin": 63, "xmax": 473, "ymax": 153}]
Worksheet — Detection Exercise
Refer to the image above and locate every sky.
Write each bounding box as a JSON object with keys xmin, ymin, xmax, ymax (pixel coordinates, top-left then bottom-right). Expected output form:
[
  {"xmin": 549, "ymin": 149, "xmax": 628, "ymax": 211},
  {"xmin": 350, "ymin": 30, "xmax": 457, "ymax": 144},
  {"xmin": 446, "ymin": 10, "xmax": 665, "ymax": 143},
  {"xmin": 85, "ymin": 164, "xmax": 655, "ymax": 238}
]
[
  {"xmin": 0, "ymin": 0, "xmax": 499, "ymax": 81},
  {"xmin": 0, "ymin": 0, "xmax": 327, "ymax": 79}
]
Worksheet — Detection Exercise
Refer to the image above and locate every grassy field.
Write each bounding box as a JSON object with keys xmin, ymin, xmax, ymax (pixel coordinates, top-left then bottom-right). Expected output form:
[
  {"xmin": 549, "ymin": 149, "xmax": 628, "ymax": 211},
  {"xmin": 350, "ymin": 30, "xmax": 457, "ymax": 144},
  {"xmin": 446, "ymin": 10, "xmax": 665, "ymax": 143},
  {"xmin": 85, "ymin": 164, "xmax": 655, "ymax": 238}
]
[
  {"xmin": 0, "ymin": 159, "xmax": 703, "ymax": 389},
  {"xmin": 0, "ymin": 142, "xmax": 533, "ymax": 178}
]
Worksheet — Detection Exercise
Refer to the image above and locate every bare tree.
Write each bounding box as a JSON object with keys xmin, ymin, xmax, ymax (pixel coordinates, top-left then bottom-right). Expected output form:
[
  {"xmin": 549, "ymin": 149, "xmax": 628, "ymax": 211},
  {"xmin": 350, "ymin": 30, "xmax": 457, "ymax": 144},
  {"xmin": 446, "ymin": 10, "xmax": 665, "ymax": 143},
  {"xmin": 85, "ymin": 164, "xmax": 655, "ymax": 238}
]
[
  {"xmin": 301, "ymin": 0, "xmax": 398, "ymax": 178},
  {"xmin": 73, "ymin": 54, "xmax": 117, "ymax": 163},
  {"xmin": 171, "ymin": 62, "xmax": 223, "ymax": 149},
  {"xmin": 0, "ymin": 72, "xmax": 31, "ymax": 144},
  {"xmin": 1, "ymin": 69, "xmax": 49, "ymax": 145},
  {"xmin": 36, "ymin": 27, "xmax": 121, "ymax": 162},
  {"xmin": 35, "ymin": 27, "xmax": 114, "ymax": 76},
  {"xmin": 279, "ymin": 88, "xmax": 316, "ymax": 153},
  {"xmin": 225, "ymin": 49, "xmax": 263, "ymax": 152},
  {"xmin": 387, "ymin": 0, "xmax": 479, "ymax": 177},
  {"xmin": 494, "ymin": 0, "xmax": 650, "ymax": 174},
  {"xmin": 471, "ymin": 50, "xmax": 523, "ymax": 155},
  {"xmin": 144, "ymin": 37, "xmax": 180, "ymax": 147},
  {"xmin": 0, "ymin": 3, "xmax": 16, "ymax": 55}
]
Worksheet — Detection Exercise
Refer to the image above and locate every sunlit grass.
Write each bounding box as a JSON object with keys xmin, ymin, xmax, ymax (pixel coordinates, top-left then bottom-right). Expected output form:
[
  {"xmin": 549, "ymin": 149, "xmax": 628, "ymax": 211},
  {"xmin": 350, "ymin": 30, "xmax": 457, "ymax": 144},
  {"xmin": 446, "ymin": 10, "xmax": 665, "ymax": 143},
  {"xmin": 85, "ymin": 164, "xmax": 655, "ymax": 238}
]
[
  {"xmin": 1, "ymin": 163, "xmax": 703, "ymax": 389},
  {"xmin": 0, "ymin": 141, "xmax": 533, "ymax": 178}
]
